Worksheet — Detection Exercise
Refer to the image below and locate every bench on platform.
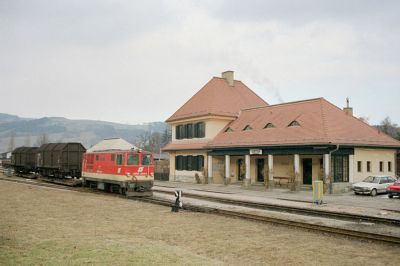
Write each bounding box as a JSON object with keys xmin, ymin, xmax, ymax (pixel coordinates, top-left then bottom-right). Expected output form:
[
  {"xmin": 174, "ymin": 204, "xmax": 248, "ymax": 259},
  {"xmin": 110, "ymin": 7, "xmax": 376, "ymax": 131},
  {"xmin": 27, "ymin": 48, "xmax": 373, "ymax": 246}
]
[{"xmin": 274, "ymin": 176, "xmax": 295, "ymax": 187}]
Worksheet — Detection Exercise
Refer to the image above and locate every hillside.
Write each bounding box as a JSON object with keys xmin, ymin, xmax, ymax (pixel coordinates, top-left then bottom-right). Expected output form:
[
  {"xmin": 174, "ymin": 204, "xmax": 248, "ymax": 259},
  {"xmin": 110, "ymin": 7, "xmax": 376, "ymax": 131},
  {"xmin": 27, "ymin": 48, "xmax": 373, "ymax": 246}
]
[{"xmin": 0, "ymin": 113, "xmax": 168, "ymax": 152}]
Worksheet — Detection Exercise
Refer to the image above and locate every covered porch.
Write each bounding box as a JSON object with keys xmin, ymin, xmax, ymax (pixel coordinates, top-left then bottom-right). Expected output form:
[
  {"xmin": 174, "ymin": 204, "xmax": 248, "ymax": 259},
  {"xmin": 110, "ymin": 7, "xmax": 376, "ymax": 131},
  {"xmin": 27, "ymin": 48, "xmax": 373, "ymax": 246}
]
[{"xmin": 208, "ymin": 146, "xmax": 354, "ymax": 193}]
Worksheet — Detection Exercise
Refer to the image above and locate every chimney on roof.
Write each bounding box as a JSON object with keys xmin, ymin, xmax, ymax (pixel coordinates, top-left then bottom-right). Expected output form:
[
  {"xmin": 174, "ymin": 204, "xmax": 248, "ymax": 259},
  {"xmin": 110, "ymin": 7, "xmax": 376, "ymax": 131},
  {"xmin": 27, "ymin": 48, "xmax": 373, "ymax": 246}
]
[
  {"xmin": 343, "ymin": 97, "xmax": 353, "ymax": 116},
  {"xmin": 222, "ymin": 70, "xmax": 234, "ymax": 86}
]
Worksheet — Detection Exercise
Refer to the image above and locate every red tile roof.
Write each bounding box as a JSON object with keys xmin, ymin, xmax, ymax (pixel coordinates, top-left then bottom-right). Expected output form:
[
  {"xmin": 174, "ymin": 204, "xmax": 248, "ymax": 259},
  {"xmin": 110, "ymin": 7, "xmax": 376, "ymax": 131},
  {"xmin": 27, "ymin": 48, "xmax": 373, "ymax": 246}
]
[
  {"xmin": 207, "ymin": 98, "xmax": 400, "ymax": 148},
  {"xmin": 166, "ymin": 77, "xmax": 268, "ymax": 122}
]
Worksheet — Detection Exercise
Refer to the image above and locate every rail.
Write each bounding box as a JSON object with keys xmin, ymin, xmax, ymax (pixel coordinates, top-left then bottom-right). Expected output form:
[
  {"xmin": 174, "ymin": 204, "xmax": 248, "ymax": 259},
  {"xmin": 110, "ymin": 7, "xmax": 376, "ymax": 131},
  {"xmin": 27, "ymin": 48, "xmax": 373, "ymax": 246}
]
[{"xmin": 1, "ymin": 175, "xmax": 399, "ymax": 245}]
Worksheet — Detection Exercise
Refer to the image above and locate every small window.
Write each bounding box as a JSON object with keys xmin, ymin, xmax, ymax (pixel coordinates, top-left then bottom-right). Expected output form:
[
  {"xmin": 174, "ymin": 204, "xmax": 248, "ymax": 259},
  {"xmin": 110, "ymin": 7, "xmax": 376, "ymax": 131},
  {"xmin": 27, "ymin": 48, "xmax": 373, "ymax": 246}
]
[
  {"xmin": 96, "ymin": 155, "xmax": 99, "ymax": 161},
  {"xmin": 142, "ymin": 154, "xmax": 151, "ymax": 165},
  {"xmin": 197, "ymin": 122, "xmax": 205, "ymax": 138},
  {"xmin": 197, "ymin": 155, "xmax": 204, "ymax": 171},
  {"xmin": 264, "ymin": 123, "xmax": 275, "ymax": 129},
  {"xmin": 243, "ymin": 125, "xmax": 252, "ymax": 131},
  {"xmin": 388, "ymin": 161, "xmax": 392, "ymax": 172},
  {"xmin": 357, "ymin": 161, "xmax": 362, "ymax": 172},
  {"xmin": 175, "ymin": 125, "xmax": 180, "ymax": 139},
  {"xmin": 288, "ymin": 120, "xmax": 300, "ymax": 127},
  {"xmin": 127, "ymin": 154, "xmax": 139, "ymax": 165},
  {"xmin": 379, "ymin": 161, "xmax": 384, "ymax": 172},
  {"xmin": 111, "ymin": 154, "xmax": 115, "ymax": 161},
  {"xmin": 186, "ymin": 124, "xmax": 193, "ymax": 139},
  {"xmin": 176, "ymin": 156, "xmax": 183, "ymax": 170},
  {"xmin": 225, "ymin": 127, "xmax": 233, "ymax": 132},
  {"xmin": 367, "ymin": 161, "xmax": 371, "ymax": 172},
  {"xmin": 116, "ymin": 154, "xmax": 124, "ymax": 165}
]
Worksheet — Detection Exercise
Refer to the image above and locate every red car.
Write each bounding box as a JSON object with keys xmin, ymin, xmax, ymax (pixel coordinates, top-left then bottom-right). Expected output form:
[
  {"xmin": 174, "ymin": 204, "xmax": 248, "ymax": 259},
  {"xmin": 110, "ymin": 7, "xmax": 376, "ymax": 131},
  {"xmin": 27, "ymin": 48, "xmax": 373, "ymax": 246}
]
[{"xmin": 387, "ymin": 181, "xmax": 400, "ymax": 198}]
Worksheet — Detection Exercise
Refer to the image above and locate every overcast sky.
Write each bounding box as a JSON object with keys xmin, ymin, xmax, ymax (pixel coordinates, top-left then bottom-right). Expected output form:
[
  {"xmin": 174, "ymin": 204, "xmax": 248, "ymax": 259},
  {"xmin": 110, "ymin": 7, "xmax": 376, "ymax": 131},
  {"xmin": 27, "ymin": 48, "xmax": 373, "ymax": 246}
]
[{"xmin": 1, "ymin": 0, "xmax": 399, "ymax": 125}]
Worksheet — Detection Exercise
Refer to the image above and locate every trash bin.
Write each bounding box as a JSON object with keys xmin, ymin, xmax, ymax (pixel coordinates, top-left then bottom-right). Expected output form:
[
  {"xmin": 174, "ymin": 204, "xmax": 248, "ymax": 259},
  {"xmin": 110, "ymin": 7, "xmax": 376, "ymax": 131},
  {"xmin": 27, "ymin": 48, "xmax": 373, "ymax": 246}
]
[{"xmin": 313, "ymin": 180, "xmax": 323, "ymax": 205}]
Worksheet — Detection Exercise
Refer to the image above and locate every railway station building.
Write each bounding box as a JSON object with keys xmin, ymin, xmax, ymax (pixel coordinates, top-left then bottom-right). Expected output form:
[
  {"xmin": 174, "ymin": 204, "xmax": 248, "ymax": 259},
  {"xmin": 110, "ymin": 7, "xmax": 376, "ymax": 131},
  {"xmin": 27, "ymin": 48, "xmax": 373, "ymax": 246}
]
[{"xmin": 163, "ymin": 71, "xmax": 400, "ymax": 193}]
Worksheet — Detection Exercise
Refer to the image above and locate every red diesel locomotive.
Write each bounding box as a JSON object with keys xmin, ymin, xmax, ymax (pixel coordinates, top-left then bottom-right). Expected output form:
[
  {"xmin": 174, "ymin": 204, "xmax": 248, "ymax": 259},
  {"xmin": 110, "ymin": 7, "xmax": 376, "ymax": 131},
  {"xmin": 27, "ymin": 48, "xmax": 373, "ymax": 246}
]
[{"xmin": 81, "ymin": 138, "xmax": 154, "ymax": 196}]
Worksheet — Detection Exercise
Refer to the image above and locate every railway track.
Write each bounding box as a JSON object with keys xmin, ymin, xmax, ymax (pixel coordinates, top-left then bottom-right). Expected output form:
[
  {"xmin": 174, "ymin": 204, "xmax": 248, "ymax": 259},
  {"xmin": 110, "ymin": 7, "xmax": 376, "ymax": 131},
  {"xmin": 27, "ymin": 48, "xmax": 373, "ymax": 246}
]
[
  {"xmin": 1, "ymin": 175, "xmax": 399, "ymax": 245},
  {"xmin": 153, "ymin": 187, "xmax": 400, "ymax": 226}
]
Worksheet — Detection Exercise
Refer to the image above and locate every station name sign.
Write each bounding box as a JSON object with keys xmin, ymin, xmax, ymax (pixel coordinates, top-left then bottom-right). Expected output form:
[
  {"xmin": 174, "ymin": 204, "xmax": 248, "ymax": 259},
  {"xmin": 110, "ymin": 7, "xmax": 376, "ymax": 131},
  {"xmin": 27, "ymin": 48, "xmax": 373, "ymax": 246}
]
[{"xmin": 249, "ymin": 149, "xmax": 262, "ymax": 155}]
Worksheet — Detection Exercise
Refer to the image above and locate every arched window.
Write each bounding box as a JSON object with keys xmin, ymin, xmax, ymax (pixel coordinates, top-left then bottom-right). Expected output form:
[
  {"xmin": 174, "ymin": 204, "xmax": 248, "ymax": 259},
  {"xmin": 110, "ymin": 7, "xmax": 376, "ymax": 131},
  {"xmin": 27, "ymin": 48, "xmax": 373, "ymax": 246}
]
[
  {"xmin": 288, "ymin": 120, "xmax": 300, "ymax": 127},
  {"xmin": 264, "ymin": 123, "xmax": 275, "ymax": 129},
  {"xmin": 243, "ymin": 125, "xmax": 252, "ymax": 131}
]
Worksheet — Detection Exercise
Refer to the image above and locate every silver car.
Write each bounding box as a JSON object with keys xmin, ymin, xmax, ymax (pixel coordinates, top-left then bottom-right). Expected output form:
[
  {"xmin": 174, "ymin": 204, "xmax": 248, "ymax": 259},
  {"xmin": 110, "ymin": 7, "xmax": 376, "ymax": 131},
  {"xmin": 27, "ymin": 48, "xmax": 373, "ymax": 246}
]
[{"xmin": 352, "ymin": 176, "xmax": 397, "ymax": 196}]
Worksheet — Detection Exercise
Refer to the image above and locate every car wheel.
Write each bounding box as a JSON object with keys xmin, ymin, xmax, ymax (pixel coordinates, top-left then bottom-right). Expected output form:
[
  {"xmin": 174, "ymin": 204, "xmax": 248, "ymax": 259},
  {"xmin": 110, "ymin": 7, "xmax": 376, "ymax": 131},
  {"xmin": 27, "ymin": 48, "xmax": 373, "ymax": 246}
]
[
  {"xmin": 388, "ymin": 193, "xmax": 393, "ymax": 198},
  {"xmin": 354, "ymin": 192, "xmax": 360, "ymax": 195},
  {"xmin": 370, "ymin": 189, "xmax": 377, "ymax": 197}
]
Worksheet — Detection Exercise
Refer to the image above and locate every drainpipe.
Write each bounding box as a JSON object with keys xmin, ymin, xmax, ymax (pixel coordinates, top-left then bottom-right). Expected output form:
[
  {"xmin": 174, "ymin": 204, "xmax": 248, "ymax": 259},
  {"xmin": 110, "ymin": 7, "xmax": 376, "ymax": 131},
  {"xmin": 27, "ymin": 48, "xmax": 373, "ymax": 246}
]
[{"xmin": 328, "ymin": 144, "xmax": 340, "ymax": 194}]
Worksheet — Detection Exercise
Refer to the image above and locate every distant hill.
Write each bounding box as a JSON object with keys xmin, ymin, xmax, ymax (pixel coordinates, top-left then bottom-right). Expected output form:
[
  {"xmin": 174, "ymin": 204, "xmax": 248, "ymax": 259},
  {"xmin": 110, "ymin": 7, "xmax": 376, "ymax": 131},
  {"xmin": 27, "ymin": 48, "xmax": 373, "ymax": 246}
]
[{"xmin": 0, "ymin": 113, "xmax": 168, "ymax": 152}]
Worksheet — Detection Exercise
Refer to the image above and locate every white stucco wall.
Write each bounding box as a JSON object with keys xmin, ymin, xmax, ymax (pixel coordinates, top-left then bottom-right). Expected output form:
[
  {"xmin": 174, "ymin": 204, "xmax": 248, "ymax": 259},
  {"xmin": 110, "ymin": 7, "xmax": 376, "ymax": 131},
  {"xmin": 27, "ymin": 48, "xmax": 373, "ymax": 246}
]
[
  {"xmin": 169, "ymin": 151, "xmax": 208, "ymax": 182},
  {"xmin": 170, "ymin": 116, "xmax": 233, "ymax": 141},
  {"xmin": 353, "ymin": 148, "xmax": 396, "ymax": 183}
]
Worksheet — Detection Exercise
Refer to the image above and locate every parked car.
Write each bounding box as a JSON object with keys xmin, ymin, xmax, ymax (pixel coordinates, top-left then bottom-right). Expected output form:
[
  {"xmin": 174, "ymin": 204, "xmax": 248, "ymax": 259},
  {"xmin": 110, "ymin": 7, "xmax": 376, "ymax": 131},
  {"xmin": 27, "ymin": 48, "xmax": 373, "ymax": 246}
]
[
  {"xmin": 387, "ymin": 181, "xmax": 400, "ymax": 198},
  {"xmin": 352, "ymin": 176, "xmax": 397, "ymax": 196}
]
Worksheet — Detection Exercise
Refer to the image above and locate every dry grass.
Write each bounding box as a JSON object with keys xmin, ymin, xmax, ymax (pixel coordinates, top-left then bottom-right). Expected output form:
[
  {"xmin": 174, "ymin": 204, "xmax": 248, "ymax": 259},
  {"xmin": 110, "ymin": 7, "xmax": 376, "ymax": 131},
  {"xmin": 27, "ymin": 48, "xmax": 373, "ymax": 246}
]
[{"xmin": 0, "ymin": 180, "xmax": 399, "ymax": 266}]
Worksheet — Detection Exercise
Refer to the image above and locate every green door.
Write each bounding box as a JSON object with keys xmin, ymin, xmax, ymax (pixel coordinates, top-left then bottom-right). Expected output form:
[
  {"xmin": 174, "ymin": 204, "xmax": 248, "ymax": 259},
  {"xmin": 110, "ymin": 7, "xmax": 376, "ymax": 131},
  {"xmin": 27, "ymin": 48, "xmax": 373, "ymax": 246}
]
[
  {"xmin": 256, "ymin": 158, "xmax": 265, "ymax": 182},
  {"xmin": 237, "ymin": 159, "xmax": 245, "ymax": 181},
  {"xmin": 302, "ymin": 159, "xmax": 312, "ymax": 185}
]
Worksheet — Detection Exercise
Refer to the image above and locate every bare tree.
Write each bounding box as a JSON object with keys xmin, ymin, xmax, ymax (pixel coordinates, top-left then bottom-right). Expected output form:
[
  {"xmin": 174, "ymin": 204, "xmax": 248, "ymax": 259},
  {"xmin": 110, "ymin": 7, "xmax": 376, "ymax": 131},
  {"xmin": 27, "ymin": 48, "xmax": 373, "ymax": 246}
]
[
  {"xmin": 376, "ymin": 117, "xmax": 400, "ymax": 140},
  {"xmin": 8, "ymin": 131, "xmax": 16, "ymax": 151},
  {"xmin": 36, "ymin": 133, "xmax": 49, "ymax": 146},
  {"xmin": 161, "ymin": 126, "xmax": 172, "ymax": 147},
  {"xmin": 24, "ymin": 135, "xmax": 31, "ymax": 147},
  {"xmin": 134, "ymin": 131, "xmax": 164, "ymax": 153}
]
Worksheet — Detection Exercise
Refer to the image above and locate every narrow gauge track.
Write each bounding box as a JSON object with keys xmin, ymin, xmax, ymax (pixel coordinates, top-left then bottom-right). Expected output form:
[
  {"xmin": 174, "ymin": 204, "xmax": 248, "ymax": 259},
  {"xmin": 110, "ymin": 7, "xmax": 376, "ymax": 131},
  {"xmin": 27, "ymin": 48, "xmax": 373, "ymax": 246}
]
[
  {"xmin": 153, "ymin": 188, "xmax": 400, "ymax": 226},
  {"xmin": 1, "ymin": 175, "xmax": 399, "ymax": 245}
]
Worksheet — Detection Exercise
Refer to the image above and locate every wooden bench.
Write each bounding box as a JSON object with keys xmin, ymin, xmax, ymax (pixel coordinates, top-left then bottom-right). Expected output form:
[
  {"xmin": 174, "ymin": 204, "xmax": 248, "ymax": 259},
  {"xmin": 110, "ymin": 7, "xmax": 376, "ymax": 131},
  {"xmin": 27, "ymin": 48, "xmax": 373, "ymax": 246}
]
[{"xmin": 274, "ymin": 176, "xmax": 295, "ymax": 187}]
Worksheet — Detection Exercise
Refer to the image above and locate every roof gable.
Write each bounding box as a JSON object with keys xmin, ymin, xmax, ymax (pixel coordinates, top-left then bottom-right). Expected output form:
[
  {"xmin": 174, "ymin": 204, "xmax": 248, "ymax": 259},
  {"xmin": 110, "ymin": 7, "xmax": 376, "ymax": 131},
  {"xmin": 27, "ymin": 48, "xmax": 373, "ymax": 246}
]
[{"xmin": 166, "ymin": 77, "xmax": 268, "ymax": 122}]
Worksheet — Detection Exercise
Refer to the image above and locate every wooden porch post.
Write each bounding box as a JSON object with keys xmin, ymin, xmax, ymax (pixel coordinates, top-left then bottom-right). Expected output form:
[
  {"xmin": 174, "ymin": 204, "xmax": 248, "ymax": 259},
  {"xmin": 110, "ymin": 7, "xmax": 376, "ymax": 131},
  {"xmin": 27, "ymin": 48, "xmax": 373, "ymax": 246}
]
[
  {"xmin": 207, "ymin": 155, "xmax": 213, "ymax": 183},
  {"xmin": 323, "ymin": 154, "xmax": 330, "ymax": 194},
  {"xmin": 225, "ymin": 155, "xmax": 230, "ymax": 185},
  {"xmin": 292, "ymin": 154, "xmax": 300, "ymax": 191},
  {"xmin": 243, "ymin": 154, "xmax": 251, "ymax": 187},
  {"xmin": 268, "ymin": 154, "xmax": 274, "ymax": 190}
]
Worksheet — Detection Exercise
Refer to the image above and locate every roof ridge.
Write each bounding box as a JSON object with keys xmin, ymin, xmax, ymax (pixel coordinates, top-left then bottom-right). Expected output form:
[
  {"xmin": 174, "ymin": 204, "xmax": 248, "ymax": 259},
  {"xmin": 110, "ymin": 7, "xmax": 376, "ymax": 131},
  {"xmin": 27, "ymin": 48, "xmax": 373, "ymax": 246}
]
[
  {"xmin": 241, "ymin": 97, "xmax": 323, "ymax": 112},
  {"xmin": 236, "ymin": 80, "xmax": 269, "ymax": 106},
  {"xmin": 166, "ymin": 77, "xmax": 215, "ymax": 122}
]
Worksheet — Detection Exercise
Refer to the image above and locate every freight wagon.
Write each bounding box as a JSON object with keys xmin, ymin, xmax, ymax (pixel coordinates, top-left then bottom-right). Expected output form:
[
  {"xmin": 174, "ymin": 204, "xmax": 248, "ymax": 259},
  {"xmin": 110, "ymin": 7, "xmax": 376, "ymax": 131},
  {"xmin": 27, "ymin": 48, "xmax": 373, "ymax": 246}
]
[
  {"xmin": 11, "ymin": 147, "xmax": 39, "ymax": 175},
  {"xmin": 36, "ymin": 142, "xmax": 86, "ymax": 178}
]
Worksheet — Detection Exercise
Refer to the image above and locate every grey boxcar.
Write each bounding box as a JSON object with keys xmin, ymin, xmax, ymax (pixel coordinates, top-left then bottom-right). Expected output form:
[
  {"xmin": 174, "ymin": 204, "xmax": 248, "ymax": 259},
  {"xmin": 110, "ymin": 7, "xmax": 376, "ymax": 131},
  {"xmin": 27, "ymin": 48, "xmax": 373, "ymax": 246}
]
[
  {"xmin": 37, "ymin": 142, "xmax": 86, "ymax": 178},
  {"xmin": 11, "ymin": 147, "xmax": 39, "ymax": 174}
]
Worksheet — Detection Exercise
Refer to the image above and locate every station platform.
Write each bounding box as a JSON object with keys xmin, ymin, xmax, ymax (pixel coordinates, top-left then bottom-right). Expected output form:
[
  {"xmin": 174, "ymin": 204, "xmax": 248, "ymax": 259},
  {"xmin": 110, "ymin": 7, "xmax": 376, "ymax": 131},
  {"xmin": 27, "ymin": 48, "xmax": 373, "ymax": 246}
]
[{"xmin": 154, "ymin": 181, "xmax": 400, "ymax": 219}]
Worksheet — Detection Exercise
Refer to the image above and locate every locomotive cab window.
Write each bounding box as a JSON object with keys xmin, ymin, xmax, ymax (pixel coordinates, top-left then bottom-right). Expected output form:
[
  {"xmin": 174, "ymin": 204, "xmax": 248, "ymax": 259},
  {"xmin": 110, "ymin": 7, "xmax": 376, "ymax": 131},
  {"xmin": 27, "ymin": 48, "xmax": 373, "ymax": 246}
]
[
  {"xmin": 116, "ymin": 154, "xmax": 124, "ymax": 165},
  {"xmin": 142, "ymin": 154, "xmax": 151, "ymax": 165},
  {"xmin": 127, "ymin": 154, "xmax": 139, "ymax": 165}
]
